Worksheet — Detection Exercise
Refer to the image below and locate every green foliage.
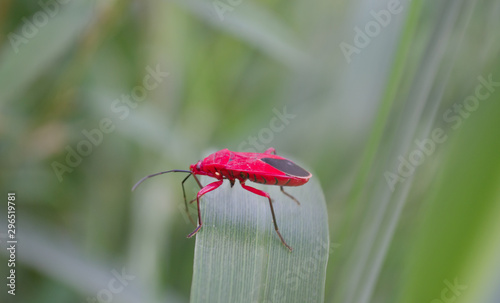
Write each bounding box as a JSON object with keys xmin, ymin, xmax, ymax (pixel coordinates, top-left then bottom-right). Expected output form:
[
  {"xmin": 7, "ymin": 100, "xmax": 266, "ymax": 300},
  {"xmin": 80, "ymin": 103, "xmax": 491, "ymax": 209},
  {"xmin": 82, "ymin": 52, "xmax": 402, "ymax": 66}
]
[{"xmin": 1, "ymin": 0, "xmax": 500, "ymax": 302}]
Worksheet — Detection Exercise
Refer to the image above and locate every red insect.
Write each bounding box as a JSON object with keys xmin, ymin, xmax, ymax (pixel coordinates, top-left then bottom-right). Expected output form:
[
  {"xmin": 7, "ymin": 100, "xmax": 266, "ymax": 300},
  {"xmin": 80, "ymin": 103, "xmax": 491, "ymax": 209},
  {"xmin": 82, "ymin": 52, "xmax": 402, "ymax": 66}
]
[{"xmin": 132, "ymin": 147, "xmax": 312, "ymax": 251}]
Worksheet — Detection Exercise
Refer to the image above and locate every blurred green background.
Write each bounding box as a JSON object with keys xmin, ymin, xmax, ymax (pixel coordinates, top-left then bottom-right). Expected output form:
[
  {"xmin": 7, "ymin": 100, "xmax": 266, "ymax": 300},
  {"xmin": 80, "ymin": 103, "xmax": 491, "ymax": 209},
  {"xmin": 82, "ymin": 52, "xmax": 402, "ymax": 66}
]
[{"xmin": 1, "ymin": 0, "xmax": 500, "ymax": 302}]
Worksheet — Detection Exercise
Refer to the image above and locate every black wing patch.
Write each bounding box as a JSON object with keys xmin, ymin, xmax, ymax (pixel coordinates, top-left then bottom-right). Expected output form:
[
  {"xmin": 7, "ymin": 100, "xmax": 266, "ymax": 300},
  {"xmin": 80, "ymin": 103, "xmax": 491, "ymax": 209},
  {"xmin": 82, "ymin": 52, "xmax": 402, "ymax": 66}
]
[{"xmin": 260, "ymin": 158, "xmax": 310, "ymax": 177}]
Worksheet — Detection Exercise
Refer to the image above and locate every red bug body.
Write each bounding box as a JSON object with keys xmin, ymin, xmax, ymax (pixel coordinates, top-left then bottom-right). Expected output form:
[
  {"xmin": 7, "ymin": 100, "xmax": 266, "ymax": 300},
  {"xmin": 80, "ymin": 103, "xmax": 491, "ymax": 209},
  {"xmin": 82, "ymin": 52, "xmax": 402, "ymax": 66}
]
[
  {"xmin": 190, "ymin": 148, "xmax": 311, "ymax": 187},
  {"xmin": 133, "ymin": 147, "xmax": 311, "ymax": 251}
]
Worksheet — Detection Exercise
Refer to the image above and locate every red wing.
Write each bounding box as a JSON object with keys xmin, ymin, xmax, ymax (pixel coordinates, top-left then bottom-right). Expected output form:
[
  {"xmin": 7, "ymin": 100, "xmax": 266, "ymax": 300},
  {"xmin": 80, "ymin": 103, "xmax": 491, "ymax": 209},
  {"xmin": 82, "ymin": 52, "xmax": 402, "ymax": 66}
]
[
  {"xmin": 259, "ymin": 157, "xmax": 310, "ymax": 177},
  {"xmin": 223, "ymin": 152, "xmax": 310, "ymax": 178}
]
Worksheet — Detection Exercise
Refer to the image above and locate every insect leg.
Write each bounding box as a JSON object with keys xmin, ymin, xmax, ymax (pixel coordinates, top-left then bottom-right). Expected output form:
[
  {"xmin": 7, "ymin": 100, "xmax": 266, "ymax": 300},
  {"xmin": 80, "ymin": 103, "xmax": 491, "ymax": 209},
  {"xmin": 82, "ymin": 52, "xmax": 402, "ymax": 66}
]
[
  {"xmin": 280, "ymin": 186, "xmax": 301, "ymax": 205},
  {"xmin": 181, "ymin": 174, "xmax": 196, "ymax": 226},
  {"xmin": 192, "ymin": 174, "xmax": 203, "ymax": 189},
  {"xmin": 188, "ymin": 174, "xmax": 203, "ymax": 204},
  {"xmin": 240, "ymin": 182, "xmax": 292, "ymax": 251},
  {"xmin": 187, "ymin": 180, "xmax": 224, "ymax": 238},
  {"xmin": 264, "ymin": 148, "xmax": 301, "ymax": 205}
]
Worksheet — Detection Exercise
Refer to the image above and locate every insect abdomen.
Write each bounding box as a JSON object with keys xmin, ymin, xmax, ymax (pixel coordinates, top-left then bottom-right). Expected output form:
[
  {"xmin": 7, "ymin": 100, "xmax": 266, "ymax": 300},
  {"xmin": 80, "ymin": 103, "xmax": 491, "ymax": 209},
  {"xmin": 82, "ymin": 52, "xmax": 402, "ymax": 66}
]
[{"xmin": 243, "ymin": 173, "xmax": 308, "ymax": 186}]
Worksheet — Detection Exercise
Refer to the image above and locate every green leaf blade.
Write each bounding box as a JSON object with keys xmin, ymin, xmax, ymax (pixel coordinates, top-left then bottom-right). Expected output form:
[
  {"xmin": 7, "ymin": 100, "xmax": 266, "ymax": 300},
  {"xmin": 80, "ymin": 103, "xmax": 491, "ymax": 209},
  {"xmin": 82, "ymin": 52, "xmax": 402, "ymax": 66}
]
[{"xmin": 190, "ymin": 176, "xmax": 329, "ymax": 303}]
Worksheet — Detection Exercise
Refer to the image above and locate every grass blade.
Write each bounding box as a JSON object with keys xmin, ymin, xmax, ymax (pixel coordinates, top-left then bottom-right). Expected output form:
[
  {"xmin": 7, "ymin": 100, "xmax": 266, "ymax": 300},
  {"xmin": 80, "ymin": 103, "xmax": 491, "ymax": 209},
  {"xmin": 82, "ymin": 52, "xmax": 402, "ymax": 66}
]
[
  {"xmin": 399, "ymin": 67, "xmax": 500, "ymax": 303},
  {"xmin": 190, "ymin": 176, "xmax": 329, "ymax": 303}
]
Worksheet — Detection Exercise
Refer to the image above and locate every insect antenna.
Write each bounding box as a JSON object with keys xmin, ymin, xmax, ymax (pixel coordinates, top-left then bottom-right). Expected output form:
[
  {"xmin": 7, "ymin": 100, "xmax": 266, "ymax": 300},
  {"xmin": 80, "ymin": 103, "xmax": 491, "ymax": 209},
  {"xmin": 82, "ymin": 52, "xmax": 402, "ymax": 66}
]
[{"xmin": 132, "ymin": 169, "xmax": 192, "ymax": 191}]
